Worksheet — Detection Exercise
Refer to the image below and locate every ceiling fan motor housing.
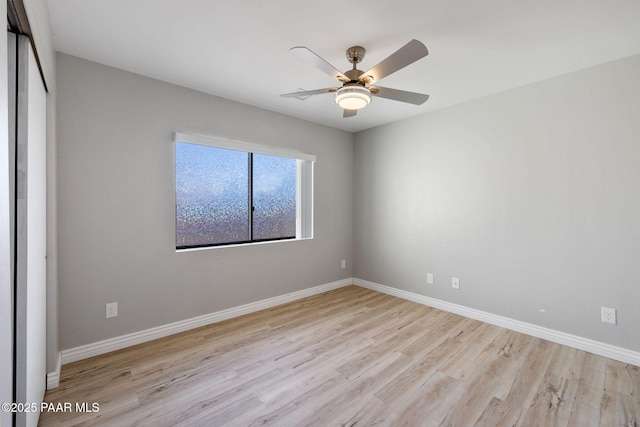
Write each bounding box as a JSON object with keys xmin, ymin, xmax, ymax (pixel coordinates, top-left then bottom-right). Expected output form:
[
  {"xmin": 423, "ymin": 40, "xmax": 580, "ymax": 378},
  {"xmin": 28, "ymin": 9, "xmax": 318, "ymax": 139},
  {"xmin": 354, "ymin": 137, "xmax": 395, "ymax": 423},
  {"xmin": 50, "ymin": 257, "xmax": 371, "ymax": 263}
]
[{"xmin": 344, "ymin": 68, "xmax": 365, "ymax": 82}]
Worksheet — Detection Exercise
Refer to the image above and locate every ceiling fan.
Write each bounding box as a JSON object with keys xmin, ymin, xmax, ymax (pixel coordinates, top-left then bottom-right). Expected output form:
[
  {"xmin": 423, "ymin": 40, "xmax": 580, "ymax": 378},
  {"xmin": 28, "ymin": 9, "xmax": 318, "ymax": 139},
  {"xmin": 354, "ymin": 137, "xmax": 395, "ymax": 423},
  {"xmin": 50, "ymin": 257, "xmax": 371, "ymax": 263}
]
[{"xmin": 281, "ymin": 39, "xmax": 429, "ymax": 118}]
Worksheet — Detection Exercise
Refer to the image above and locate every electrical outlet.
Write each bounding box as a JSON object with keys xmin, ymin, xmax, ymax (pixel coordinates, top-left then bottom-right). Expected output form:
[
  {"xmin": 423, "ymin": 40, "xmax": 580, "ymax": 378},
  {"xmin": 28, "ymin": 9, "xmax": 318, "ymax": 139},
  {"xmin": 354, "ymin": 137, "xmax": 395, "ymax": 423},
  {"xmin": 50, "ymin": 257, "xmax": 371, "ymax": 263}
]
[
  {"xmin": 451, "ymin": 277, "xmax": 460, "ymax": 290},
  {"xmin": 601, "ymin": 307, "xmax": 616, "ymax": 325},
  {"xmin": 106, "ymin": 302, "xmax": 118, "ymax": 319},
  {"xmin": 341, "ymin": 259, "xmax": 346, "ymax": 269},
  {"xmin": 427, "ymin": 273, "xmax": 434, "ymax": 285}
]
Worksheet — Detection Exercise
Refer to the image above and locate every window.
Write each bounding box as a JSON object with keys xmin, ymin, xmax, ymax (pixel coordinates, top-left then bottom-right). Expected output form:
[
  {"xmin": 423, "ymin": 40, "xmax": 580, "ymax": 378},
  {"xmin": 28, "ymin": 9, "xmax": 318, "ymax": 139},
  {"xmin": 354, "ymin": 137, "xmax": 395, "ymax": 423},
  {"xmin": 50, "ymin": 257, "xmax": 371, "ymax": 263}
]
[{"xmin": 175, "ymin": 133, "xmax": 314, "ymax": 249}]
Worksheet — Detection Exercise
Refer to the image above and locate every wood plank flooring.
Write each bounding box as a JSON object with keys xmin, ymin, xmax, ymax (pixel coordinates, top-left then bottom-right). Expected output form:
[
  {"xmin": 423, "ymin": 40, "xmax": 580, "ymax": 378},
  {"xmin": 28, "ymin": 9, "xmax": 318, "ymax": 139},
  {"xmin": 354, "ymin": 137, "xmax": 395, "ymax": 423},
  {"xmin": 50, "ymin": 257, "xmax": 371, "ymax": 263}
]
[{"xmin": 38, "ymin": 286, "xmax": 640, "ymax": 426}]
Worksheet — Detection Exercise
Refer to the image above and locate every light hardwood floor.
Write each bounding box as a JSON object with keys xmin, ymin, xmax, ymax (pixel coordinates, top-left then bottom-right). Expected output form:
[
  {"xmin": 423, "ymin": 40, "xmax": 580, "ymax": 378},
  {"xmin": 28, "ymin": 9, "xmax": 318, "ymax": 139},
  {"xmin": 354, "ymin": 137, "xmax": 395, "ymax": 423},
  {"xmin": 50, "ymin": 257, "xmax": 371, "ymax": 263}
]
[{"xmin": 39, "ymin": 286, "xmax": 639, "ymax": 426}]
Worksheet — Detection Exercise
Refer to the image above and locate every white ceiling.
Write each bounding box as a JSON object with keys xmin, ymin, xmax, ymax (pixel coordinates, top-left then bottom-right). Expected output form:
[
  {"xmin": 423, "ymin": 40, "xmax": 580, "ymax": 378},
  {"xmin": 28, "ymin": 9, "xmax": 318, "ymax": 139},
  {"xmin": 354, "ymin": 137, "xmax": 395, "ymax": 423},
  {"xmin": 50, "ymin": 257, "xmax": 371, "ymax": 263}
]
[{"xmin": 47, "ymin": 0, "xmax": 640, "ymax": 133}]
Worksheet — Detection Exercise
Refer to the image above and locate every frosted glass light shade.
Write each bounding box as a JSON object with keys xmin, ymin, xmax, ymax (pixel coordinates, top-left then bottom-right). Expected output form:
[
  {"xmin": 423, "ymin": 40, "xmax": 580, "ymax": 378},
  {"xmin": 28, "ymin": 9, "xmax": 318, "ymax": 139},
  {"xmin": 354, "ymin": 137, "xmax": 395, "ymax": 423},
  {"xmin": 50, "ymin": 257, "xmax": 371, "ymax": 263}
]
[{"xmin": 335, "ymin": 86, "xmax": 371, "ymax": 110}]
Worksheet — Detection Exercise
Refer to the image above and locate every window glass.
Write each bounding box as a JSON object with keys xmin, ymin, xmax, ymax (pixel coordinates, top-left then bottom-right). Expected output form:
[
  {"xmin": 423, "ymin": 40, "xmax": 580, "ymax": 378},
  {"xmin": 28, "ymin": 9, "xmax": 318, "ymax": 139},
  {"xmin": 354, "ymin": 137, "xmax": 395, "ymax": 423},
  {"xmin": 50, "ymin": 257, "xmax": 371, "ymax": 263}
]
[
  {"xmin": 252, "ymin": 154, "xmax": 297, "ymax": 241},
  {"xmin": 175, "ymin": 143, "xmax": 249, "ymax": 247}
]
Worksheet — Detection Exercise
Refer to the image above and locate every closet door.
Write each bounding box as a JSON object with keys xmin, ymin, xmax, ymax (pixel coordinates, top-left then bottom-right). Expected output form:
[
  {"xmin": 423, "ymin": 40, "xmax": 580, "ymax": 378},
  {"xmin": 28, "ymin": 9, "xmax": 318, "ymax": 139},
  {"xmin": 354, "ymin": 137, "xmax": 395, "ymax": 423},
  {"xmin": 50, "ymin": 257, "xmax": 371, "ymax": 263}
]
[
  {"xmin": 14, "ymin": 33, "xmax": 47, "ymax": 427},
  {"xmin": 1, "ymin": 30, "xmax": 16, "ymax": 427}
]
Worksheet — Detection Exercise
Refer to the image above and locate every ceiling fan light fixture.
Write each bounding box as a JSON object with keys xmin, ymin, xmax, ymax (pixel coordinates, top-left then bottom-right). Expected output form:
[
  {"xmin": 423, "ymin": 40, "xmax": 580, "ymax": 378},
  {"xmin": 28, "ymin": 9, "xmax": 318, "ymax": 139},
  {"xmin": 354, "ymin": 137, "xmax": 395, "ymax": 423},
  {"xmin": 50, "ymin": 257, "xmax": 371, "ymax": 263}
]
[{"xmin": 335, "ymin": 85, "xmax": 371, "ymax": 110}]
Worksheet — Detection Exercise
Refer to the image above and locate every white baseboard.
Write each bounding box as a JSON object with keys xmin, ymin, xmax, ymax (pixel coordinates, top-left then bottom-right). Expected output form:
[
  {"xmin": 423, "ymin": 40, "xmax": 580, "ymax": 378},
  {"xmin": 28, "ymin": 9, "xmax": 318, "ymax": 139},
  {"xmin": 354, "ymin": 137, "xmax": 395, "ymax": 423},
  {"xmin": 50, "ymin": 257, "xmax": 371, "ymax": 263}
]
[
  {"xmin": 46, "ymin": 352, "xmax": 62, "ymax": 389},
  {"xmin": 61, "ymin": 278, "xmax": 353, "ymax": 365},
  {"xmin": 353, "ymin": 278, "xmax": 640, "ymax": 367}
]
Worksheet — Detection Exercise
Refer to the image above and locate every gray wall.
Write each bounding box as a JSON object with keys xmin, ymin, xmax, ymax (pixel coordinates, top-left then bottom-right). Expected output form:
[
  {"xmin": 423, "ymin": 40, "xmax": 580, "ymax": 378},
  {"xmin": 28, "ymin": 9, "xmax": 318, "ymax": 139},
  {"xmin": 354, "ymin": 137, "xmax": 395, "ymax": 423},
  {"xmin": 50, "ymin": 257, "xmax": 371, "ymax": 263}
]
[
  {"xmin": 354, "ymin": 54, "xmax": 640, "ymax": 352},
  {"xmin": 56, "ymin": 54, "xmax": 354, "ymax": 350}
]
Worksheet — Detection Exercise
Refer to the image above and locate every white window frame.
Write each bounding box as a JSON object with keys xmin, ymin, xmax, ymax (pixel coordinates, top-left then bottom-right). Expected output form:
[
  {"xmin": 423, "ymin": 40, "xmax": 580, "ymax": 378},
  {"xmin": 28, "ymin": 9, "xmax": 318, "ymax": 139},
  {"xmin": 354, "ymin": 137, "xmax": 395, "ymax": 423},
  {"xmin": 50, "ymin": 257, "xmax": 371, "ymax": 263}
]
[{"xmin": 174, "ymin": 132, "xmax": 315, "ymax": 250}]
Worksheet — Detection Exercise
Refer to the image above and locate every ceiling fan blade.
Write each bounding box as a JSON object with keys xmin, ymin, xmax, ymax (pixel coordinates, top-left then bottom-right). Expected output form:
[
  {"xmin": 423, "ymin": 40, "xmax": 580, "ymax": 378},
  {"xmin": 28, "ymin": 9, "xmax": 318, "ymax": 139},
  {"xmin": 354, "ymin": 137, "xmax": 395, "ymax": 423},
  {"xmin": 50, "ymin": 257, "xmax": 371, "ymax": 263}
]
[
  {"xmin": 290, "ymin": 47, "xmax": 350, "ymax": 83},
  {"xmin": 359, "ymin": 39, "xmax": 428, "ymax": 84},
  {"xmin": 280, "ymin": 88, "xmax": 338, "ymax": 98},
  {"xmin": 370, "ymin": 86, "xmax": 429, "ymax": 105},
  {"xmin": 343, "ymin": 109, "xmax": 357, "ymax": 118}
]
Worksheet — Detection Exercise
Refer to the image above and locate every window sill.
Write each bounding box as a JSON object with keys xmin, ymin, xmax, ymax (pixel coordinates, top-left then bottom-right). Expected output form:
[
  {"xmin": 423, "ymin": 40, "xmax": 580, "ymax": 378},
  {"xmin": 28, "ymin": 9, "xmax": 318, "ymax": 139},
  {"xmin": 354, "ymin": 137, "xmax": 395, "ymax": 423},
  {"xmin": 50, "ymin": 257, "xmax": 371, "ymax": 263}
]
[{"xmin": 175, "ymin": 236, "xmax": 313, "ymax": 253}]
